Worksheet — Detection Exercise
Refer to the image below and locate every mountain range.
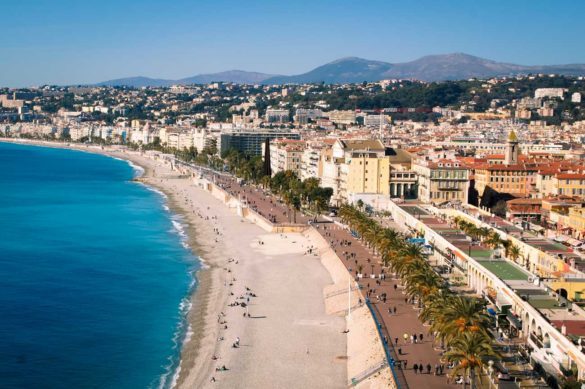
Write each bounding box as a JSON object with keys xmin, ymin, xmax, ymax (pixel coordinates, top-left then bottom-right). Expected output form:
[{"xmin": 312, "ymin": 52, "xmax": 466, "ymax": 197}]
[{"xmin": 95, "ymin": 53, "xmax": 585, "ymax": 87}]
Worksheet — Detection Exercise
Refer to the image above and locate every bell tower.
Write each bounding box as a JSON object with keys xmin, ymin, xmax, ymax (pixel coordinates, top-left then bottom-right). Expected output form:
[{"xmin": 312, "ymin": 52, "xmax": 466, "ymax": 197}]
[{"xmin": 505, "ymin": 130, "xmax": 519, "ymax": 165}]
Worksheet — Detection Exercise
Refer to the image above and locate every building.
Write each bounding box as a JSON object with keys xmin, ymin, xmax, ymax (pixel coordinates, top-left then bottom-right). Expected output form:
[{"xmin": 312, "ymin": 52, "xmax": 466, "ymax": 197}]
[
  {"xmin": 567, "ymin": 206, "xmax": 585, "ymax": 240},
  {"xmin": 219, "ymin": 129, "xmax": 300, "ymax": 156},
  {"xmin": 413, "ymin": 158, "xmax": 470, "ymax": 204},
  {"xmin": 534, "ymin": 88, "xmax": 566, "ymax": 99},
  {"xmin": 264, "ymin": 109, "xmax": 290, "ymax": 124},
  {"xmin": 553, "ymin": 173, "xmax": 585, "ymax": 198},
  {"xmin": 474, "ymin": 132, "xmax": 538, "ymax": 204},
  {"xmin": 294, "ymin": 109, "xmax": 323, "ymax": 125},
  {"xmin": 300, "ymin": 141, "xmax": 326, "ymax": 181},
  {"xmin": 346, "ymin": 153, "xmax": 391, "ymax": 196},
  {"xmin": 267, "ymin": 139, "xmax": 305, "ymax": 177},
  {"xmin": 363, "ymin": 114, "xmax": 390, "ymax": 128},
  {"xmin": 326, "ymin": 110, "xmax": 356, "ymax": 125}
]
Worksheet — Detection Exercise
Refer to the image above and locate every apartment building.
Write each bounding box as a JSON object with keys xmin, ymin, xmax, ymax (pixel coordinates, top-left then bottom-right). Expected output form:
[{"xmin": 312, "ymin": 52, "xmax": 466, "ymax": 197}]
[
  {"xmin": 268, "ymin": 139, "xmax": 305, "ymax": 177},
  {"xmin": 346, "ymin": 153, "xmax": 391, "ymax": 196},
  {"xmin": 413, "ymin": 158, "xmax": 470, "ymax": 204},
  {"xmin": 264, "ymin": 109, "xmax": 290, "ymax": 123},
  {"xmin": 294, "ymin": 109, "xmax": 323, "ymax": 125},
  {"xmin": 219, "ymin": 129, "xmax": 300, "ymax": 156},
  {"xmin": 300, "ymin": 141, "xmax": 327, "ymax": 181},
  {"xmin": 553, "ymin": 173, "xmax": 585, "ymax": 198},
  {"xmin": 326, "ymin": 110, "xmax": 356, "ymax": 125}
]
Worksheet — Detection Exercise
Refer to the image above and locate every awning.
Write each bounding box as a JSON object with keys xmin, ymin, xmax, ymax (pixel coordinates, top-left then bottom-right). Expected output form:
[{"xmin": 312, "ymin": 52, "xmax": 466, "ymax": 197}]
[
  {"xmin": 554, "ymin": 236, "xmax": 568, "ymax": 243},
  {"xmin": 487, "ymin": 308, "xmax": 497, "ymax": 316},
  {"xmin": 507, "ymin": 312, "xmax": 522, "ymax": 328},
  {"xmin": 567, "ymin": 238, "xmax": 583, "ymax": 247}
]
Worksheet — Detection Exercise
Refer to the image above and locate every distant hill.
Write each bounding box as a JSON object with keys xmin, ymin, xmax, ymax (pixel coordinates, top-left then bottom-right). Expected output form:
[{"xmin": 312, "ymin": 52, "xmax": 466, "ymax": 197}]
[
  {"xmin": 382, "ymin": 53, "xmax": 585, "ymax": 81},
  {"xmin": 263, "ymin": 57, "xmax": 393, "ymax": 84},
  {"xmin": 177, "ymin": 70, "xmax": 276, "ymax": 85},
  {"xmin": 97, "ymin": 71, "xmax": 276, "ymax": 87},
  {"xmin": 95, "ymin": 53, "xmax": 585, "ymax": 86},
  {"xmin": 265, "ymin": 53, "xmax": 585, "ymax": 83},
  {"xmin": 96, "ymin": 76, "xmax": 173, "ymax": 87}
]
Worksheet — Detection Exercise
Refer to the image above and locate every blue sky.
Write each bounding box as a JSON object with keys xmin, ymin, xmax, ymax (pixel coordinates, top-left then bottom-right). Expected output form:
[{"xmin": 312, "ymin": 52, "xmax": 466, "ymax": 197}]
[{"xmin": 1, "ymin": 0, "xmax": 584, "ymax": 87}]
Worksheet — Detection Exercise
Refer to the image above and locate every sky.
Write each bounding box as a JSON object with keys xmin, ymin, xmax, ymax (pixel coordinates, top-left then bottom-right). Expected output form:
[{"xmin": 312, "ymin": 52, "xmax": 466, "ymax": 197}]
[{"xmin": 1, "ymin": 0, "xmax": 585, "ymax": 87}]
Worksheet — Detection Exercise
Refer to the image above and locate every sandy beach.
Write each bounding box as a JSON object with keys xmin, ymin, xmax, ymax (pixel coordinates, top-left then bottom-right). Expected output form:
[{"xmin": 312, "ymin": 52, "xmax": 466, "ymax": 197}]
[{"xmin": 2, "ymin": 139, "xmax": 392, "ymax": 388}]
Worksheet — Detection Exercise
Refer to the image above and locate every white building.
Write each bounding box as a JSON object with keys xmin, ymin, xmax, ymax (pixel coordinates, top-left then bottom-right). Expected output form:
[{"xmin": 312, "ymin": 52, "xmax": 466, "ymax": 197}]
[
  {"xmin": 265, "ymin": 109, "xmax": 290, "ymax": 124},
  {"xmin": 534, "ymin": 88, "xmax": 567, "ymax": 99},
  {"xmin": 268, "ymin": 139, "xmax": 305, "ymax": 176}
]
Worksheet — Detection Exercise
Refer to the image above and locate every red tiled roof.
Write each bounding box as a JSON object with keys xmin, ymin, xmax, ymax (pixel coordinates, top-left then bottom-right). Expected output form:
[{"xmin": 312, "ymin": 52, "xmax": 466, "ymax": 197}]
[{"xmin": 556, "ymin": 173, "xmax": 585, "ymax": 180}]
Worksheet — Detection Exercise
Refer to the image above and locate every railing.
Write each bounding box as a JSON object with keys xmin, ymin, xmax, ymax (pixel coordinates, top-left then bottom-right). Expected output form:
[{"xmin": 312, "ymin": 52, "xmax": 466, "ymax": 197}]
[
  {"xmin": 349, "ymin": 361, "xmax": 388, "ymax": 387},
  {"xmin": 324, "ymin": 285, "xmax": 360, "ymax": 299},
  {"xmin": 366, "ymin": 300, "xmax": 409, "ymax": 389}
]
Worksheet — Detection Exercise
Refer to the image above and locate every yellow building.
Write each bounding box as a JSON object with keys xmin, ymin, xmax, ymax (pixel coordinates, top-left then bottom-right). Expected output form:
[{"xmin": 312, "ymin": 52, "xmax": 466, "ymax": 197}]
[
  {"xmin": 553, "ymin": 173, "xmax": 585, "ymax": 198},
  {"xmin": 568, "ymin": 207, "xmax": 585, "ymax": 239},
  {"xmin": 346, "ymin": 155, "xmax": 390, "ymax": 195}
]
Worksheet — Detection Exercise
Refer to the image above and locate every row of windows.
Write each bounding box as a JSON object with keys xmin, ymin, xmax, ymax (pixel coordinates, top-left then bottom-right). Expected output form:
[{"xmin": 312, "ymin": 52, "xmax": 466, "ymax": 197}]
[
  {"xmin": 559, "ymin": 188, "xmax": 585, "ymax": 195},
  {"xmin": 429, "ymin": 191, "xmax": 461, "ymax": 200},
  {"xmin": 437, "ymin": 181, "xmax": 463, "ymax": 189},
  {"xmin": 489, "ymin": 176, "xmax": 527, "ymax": 183},
  {"xmin": 393, "ymin": 173, "xmax": 416, "ymax": 179},
  {"xmin": 430, "ymin": 170, "xmax": 467, "ymax": 179}
]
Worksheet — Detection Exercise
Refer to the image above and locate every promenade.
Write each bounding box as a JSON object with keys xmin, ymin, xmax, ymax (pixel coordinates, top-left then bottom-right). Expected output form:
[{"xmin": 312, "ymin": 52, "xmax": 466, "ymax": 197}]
[{"xmin": 206, "ymin": 171, "xmax": 456, "ymax": 388}]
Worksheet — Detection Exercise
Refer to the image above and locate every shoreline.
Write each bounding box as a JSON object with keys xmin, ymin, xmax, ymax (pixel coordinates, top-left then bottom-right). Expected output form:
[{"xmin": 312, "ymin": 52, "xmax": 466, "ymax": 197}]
[
  {"xmin": 1, "ymin": 138, "xmax": 361, "ymax": 388},
  {"xmin": 0, "ymin": 139, "xmax": 228, "ymax": 387}
]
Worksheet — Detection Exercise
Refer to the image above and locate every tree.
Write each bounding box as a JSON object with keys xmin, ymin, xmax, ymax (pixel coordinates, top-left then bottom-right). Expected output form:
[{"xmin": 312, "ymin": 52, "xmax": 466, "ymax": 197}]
[
  {"xmin": 492, "ymin": 200, "xmax": 508, "ymax": 217},
  {"xmin": 262, "ymin": 137, "xmax": 272, "ymax": 177},
  {"xmin": 507, "ymin": 244, "xmax": 521, "ymax": 263},
  {"xmin": 445, "ymin": 332, "xmax": 496, "ymax": 389}
]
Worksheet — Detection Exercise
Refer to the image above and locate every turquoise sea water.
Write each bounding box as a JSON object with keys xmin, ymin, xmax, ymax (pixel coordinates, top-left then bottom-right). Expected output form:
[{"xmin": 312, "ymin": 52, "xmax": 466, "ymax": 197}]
[{"xmin": 0, "ymin": 142, "xmax": 198, "ymax": 389}]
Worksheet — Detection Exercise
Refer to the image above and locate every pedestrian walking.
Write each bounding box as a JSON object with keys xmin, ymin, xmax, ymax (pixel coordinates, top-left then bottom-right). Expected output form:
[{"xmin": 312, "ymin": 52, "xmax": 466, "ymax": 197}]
[
  {"xmin": 420, "ymin": 333, "xmax": 424, "ymax": 342},
  {"xmin": 393, "ymin": 306, "xmax": 397, "ymax": 314},
  {"xmin": 413, "ymin": 363, "xmax": 418, "ymax": 374},
  {"xmin": 413, "ymin": 334, "xmax": 417, "ymax": 343},
  {"xmin": 426, "ymin": 364, "xmax": 431, "ymax": 374},
  {"xmin": 394, "ymin": 337, "xmax": 398, "ymax": 346}
]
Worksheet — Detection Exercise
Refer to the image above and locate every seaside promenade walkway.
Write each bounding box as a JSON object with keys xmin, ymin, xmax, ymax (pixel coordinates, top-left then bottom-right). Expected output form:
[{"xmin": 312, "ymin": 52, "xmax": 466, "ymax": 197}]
[{"xmin": 202, "ymin": 172, "xmax": 455, "ymax": 388}]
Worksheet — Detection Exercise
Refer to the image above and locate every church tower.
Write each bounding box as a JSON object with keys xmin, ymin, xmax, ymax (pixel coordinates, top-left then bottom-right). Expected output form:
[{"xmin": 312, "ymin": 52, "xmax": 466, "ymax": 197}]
[{"xmin": 504, "ymin": 130, "xmax": 519, "ymax": 165}]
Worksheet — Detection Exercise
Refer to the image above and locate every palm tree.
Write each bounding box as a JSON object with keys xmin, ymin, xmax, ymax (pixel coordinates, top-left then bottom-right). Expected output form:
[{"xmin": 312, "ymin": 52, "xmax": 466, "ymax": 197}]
[
  {"xmin": 432, "ymin": 296, "xmax": 491, "ymax": 343},
  {"xmin": 445, "ymin": 331, "xmax": 496, "ymax": 389},
  {"xmin": 508, "ymin": 244, "xmax": 521, "ymax": 264},
  {"xmin": 484, "ymin": 231, "xmax": 501, "ymax": 250}
]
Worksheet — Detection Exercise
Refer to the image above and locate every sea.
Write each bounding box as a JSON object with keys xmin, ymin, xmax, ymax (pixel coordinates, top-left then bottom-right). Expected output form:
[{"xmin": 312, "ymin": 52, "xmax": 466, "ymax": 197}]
[{"xmin": 0, "ymin": 142, "xmax": 199, "ymax": 389}]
